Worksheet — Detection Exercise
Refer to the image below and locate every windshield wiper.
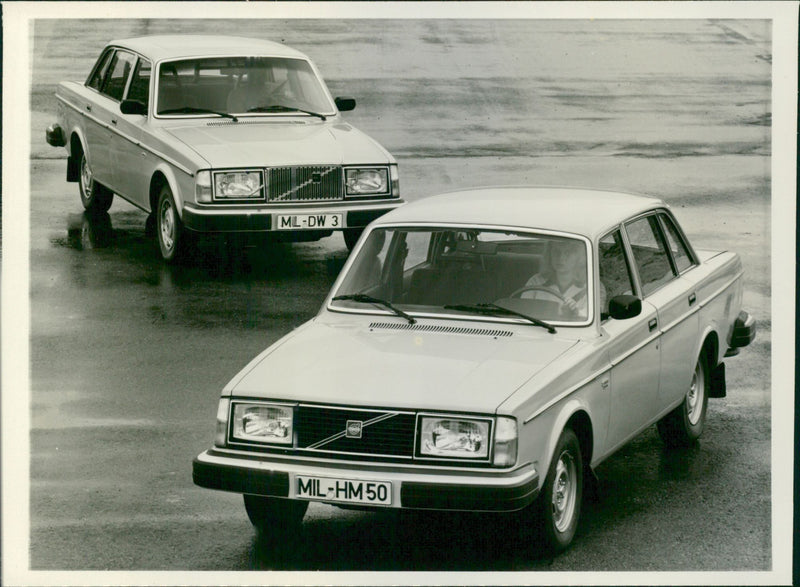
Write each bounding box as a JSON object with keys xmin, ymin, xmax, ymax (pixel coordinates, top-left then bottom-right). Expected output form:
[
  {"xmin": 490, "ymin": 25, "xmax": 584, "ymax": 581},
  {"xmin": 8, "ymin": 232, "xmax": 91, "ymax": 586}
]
[
  {"xmin": 444, "ymin": 303, "xmax": 556, "ymax": 334},
  {"xmin": 332, "ymin": 294, "xmax": 416, "ymax": 324},
  {"xmin": 158, "ymin": 106, "xmax": 238, "ymax": 122},
  {"xmin": 246, "ymin": 104, "xmax": 327, "ymax": 120}
]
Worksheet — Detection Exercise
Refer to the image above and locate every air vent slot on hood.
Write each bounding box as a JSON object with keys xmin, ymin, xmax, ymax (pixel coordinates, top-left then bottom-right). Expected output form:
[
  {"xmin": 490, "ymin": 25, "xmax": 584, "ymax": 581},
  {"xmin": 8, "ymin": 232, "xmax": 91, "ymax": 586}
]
[
  {"xmin": 206, "ymin": 120, "xmax": 304, "ymax": 126},
  {"xmin": 369, "ymin": 322, "xmax": 513, "ymax": 338}
]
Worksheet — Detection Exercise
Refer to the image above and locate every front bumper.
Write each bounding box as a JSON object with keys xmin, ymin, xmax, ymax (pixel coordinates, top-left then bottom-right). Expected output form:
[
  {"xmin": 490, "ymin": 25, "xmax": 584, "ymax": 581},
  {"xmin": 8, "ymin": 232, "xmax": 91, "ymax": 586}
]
[
  {"xmin": 193, "ymin": 448, "xmax": 540, "ymax": 513},
  {"xmin": 181, "ymin": 201, "xmax": 404, "ymax": 233}
]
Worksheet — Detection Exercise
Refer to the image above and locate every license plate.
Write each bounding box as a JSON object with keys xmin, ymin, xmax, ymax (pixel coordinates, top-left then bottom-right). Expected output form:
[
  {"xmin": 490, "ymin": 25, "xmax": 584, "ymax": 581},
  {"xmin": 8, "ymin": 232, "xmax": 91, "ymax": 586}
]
[
  {"xmin": 276, "ymin": 213, "xmax": 343, "ymax": 230},
  {"xmin": 296, "ymin": 475, "xmax": 392, "ymax": 505}
]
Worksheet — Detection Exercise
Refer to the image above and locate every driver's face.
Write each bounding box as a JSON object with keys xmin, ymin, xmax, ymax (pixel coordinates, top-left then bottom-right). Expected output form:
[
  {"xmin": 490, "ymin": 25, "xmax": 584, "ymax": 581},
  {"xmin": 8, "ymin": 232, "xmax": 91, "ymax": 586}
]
[{"xmin": 550, "ymin": 242, "xmax": 581, "ymax": 273}]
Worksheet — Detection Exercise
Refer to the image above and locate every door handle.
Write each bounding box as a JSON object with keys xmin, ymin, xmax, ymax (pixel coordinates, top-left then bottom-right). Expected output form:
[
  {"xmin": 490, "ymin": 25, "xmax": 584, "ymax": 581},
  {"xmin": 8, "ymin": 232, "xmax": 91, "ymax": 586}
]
[
  {"xmin": 688, "ymin": 293, "xmax": 697, "ymax": 306},
  {"xmin": 85, "ymin": 104, "xmax": 92, "ymax": 111},
  {"xmin": 111, "ymin": 119, "xmax": 118, "ymax": 125},
  {"xmin": 648, "ymin": 318, "xmax": 658, "ymax": 331}
]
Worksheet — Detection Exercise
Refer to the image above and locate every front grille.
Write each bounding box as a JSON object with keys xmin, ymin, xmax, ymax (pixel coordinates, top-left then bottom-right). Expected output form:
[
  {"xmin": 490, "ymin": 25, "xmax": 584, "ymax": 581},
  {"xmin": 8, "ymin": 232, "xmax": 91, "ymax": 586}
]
[
  {"xmin": 268, "ymin": 165, "xmax": 342, "ymax": 203},
  {"xmin": 295, "ymin": 405, "xmax": 416, "ymax": 458},
  {"xmin": 229, "ymin": 402, "xmax": 495, "ymax": 468}
]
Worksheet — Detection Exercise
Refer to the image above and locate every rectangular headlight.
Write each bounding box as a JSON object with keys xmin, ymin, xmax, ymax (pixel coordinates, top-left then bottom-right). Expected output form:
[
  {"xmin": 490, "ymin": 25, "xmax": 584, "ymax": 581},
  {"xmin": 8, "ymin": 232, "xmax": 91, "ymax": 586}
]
[
  {"xmin": 213, "ymin": 170, "xmax": 264, "ymax": 200},
  {"xmin": 345, "ymin": 167, "xmax": 389, "ymax": 196},
  {"xmin": 418, "ymin": 416, "xmax": 490, "ymax": 459},
  {"xmin": 231, "ymin": 402, "xmax": 293, "ymax": 445}
]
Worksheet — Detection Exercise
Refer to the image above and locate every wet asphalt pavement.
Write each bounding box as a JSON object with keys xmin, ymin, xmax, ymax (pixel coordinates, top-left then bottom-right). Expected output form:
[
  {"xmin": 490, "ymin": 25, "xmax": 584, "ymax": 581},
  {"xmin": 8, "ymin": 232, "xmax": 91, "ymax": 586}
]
[{"xmin": 12, "ymin": 14, "xmax": 784, "ymax": 581}]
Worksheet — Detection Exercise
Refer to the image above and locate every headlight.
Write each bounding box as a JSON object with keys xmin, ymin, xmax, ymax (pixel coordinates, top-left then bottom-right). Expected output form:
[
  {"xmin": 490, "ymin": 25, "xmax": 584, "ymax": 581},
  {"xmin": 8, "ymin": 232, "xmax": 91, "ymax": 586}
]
[
  {"xmin": 213, "ymin": 170, "xmax": 264, "ymax": 200},
  {"xmin": 493, "ymin": 416, "xmax": 518, "ymax": 467},
  {"xmin": 230, "ymin": 401, "xmax": 293, "ymax": 445},
  {"xmin": 418, "ymin": 416, "xmax": 490, "ymax": 459},
  {"xmin": 345, "ymin": 167, "xmax": 389, "ymax": 196}
]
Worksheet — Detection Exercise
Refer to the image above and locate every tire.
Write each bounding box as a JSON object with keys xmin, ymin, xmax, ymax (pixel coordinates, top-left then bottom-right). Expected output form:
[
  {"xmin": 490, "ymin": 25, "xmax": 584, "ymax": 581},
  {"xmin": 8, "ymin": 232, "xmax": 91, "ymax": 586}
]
[
  {"xmin": 79, "ymin": 152, "xmax": 114, "ymax": 212},
  {"xmin": 155, "ymin": 185, "xmax": 186, "ymax": 263},
  {"xmin": 243, "ymin": 494, "xmax": 308, "ymax": 537},
  {"xmin": 539, "ymin": 427, "xmax": 583, "ymax": 553},
  {"xmin": 343, "ymin": 227, "xmax": 363, "ymax": 251},
  {"xmin": 657, "ymin": 355, "xmax": 710, "ymax": 447}
]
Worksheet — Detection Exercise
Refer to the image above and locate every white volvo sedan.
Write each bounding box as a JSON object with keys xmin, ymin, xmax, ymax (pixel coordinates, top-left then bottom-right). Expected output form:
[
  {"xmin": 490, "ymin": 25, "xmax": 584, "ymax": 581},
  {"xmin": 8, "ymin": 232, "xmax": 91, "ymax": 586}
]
[
  {"xmin": 193, "ymin": 187, "xmax": 755, "ymax": 553},
  {"xmin": 46, "ymin": 35, "xmax": 402, "ymax": 261}
]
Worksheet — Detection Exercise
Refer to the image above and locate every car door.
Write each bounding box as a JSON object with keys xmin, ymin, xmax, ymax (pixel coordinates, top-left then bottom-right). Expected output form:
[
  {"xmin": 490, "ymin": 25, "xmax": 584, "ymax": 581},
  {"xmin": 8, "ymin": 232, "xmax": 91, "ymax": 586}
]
[
  {"xmin": 651, "ymin": 212, "xmax": 700, "ymax": 412},
  {"xmin": 86, "ymin": 48, "xmax": 137, "ymax": 193},
  {"xmin": 114, "ymin": 56, "xmax": 152, "ymax": 209},
  {"xmin": 599, "ymin": 228, "xmax": 662, "ymax": 451},
  {"xmin": 624, "ymin": 213, "xmax": 699, "ymax": 416},
  {"xmin": 83, "ymin": 48, "xmax": 117, "ymax": 187}
]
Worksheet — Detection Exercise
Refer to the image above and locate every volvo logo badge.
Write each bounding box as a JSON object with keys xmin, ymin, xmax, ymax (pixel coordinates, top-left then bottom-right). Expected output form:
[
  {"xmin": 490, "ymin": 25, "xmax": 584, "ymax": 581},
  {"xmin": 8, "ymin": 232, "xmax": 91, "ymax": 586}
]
[{"xmin": 346, "ymin": 420, "xmax": 363, "ymax": 438}]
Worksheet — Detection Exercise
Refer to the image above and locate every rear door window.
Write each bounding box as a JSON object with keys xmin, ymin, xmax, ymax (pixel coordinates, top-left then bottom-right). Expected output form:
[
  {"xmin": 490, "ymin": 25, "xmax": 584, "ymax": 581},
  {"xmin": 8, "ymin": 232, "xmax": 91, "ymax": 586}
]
[
  {"xmin": 101, "ymin": 50, "xmax": 136, "ymax": 102},
  {"xmin": 624, "ymin": 215, "xmax": 676, "ymax": 296},
  {"xmin": 659, "ymin": 213, "xmax": 695, "ymax": 274},
  {"xmin": 87, "ymin": 49, "xmax": 114, "ymax": 91}
]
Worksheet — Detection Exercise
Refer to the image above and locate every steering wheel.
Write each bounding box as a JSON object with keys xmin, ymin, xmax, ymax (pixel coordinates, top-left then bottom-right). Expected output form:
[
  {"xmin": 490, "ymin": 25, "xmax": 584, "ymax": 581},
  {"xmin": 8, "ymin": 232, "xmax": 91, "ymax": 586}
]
[{"xmin": 510, "ymin": 285, "xmax": 568, "ymax": 304}]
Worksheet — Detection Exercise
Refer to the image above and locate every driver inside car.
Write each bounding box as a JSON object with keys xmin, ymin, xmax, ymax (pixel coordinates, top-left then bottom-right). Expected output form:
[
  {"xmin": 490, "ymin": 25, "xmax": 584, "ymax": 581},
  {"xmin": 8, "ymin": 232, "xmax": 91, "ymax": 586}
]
[{"xmin": 519, "ymin": 239, "xmax": 589, "ymax": 319}]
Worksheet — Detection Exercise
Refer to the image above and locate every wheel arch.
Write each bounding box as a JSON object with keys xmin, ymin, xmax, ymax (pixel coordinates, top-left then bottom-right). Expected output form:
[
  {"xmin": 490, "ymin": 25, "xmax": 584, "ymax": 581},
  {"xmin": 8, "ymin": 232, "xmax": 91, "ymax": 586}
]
[
  {"xmin": 69, "ymin": 130, "xmax": 85, "ymax": 158},
  {"xmin": 543, "ymin": 401, "xmax": 594, "ymax": 478},
  {"xmin": 149, "ymin": 167, "xmax": 182, "ymax": 216},
  {"xmin": 698, "ymin": 327, "xmax": 720, "ymax": 369},
  {"xmin": 67, "ymin": 130, "xmax": 88, "ymax": 182}
]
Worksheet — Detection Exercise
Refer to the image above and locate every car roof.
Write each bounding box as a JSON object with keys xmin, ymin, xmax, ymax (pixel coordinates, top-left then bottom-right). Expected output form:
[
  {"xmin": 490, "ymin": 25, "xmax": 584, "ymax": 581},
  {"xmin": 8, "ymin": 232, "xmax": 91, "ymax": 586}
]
[
  {"xmin": 107, "ymin": 35, "xmax": 309, "ymax": 62},
  {"xmin": 374, "ymin": 186, "xmax": 666, "ymax": 240}
]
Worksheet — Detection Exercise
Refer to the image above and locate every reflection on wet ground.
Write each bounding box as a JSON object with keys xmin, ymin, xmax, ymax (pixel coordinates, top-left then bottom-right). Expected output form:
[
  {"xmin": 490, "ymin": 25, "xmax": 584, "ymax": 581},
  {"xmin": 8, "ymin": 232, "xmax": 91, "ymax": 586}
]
[
  {"xmin": 44, "ymin": 208, "xmax": 351, "ymax": 334},
  {"xmin": 60, "ymin": 209, "xmax": 349, "ymax": 284}
]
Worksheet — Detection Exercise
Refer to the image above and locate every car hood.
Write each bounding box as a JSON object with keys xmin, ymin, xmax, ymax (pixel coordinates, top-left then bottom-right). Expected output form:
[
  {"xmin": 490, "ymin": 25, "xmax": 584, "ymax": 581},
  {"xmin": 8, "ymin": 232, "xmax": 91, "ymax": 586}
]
[
  {"xmin": 163, "ymin": 120, "xmax": 391, "ymax": 167},
  {"xmin": 227, "ymin": 319, "xmax": 579, "ymax": 413}
]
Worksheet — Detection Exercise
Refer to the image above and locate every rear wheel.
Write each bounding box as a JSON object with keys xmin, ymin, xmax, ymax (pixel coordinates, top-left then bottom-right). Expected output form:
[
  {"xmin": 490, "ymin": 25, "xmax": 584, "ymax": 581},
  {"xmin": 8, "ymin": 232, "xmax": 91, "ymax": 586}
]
[
  {"xmin": 538, "ymin": 427, "xmax": 583, "ymax": 553},
  {"xmin": 657, "ymin": 355, "xmax": 709, "ymax": 447},
  {"xmin": 79, "ymin": 152, "xmax": 113, "ymax": 212},
  {"xmin": 243, "ymin": 494, "xmax": 308, "ymax": 538}
]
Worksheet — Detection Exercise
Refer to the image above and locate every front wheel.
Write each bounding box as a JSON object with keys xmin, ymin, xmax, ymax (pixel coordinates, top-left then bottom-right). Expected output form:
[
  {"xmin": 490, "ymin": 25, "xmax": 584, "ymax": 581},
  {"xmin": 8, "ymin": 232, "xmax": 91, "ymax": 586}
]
[
  {"xmin": 79, "ymin": 152, "xmax": 113, "ymax": 212},
  {"xmin": 156, "ymin": 185, "xmax": 186, "ymax": 263},
  {"xmin": 657, "ymin": 355, "xmax": 709, "ymax": 447},
  {"xmin": 243, "ymin": 494, "xmax": 308, "ymax": 538},
  {"xmin": 538, "ymin": 427, "xmax": 583, "ymax": 553}
]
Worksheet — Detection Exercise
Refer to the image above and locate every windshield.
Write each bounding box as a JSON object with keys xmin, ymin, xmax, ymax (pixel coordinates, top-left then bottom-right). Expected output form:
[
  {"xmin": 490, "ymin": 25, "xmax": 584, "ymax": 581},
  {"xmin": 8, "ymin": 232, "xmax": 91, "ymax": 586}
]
[
  {"xmin": 156, "ymin": 56, "xmax": 334, "ymax": 117},
  {"xmin": 331, "ymin": 227, "xmax": 593, "ymax": 325}
]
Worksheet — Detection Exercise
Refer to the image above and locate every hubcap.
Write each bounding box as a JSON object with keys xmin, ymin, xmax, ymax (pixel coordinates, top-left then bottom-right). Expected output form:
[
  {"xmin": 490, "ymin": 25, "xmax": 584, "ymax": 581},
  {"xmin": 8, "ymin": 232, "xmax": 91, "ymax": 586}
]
[
  {"xmin": 686, "ymin": 362, "xmax": 704, "ymax": 425},
  {"xmin": 160, "ymin": 199, "xmax": 175, "ymax": 251},
  {"xmin": 81, "ymin": 157, "xmax": 93, "ymax": 195},
  {"xmin": 551, "ymin": 450, "xmax": 577, "ymax": 533}
]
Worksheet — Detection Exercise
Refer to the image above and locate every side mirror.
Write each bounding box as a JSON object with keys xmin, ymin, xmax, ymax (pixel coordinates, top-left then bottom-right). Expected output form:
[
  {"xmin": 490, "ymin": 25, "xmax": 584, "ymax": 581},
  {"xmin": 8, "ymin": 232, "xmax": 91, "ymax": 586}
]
[
  {"xmin": 120, "ymin": 99, "xmax": 147, "ymax": 116},
  {"xmin": 608, "ymin": 294, "xmax": 642, "ymax": 320},
  {"xmin": 335, "ymin": 96, "xmax": 356, "ymax": 112}
]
